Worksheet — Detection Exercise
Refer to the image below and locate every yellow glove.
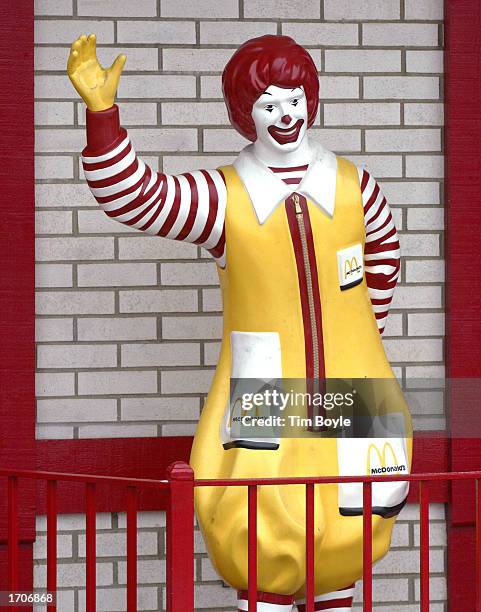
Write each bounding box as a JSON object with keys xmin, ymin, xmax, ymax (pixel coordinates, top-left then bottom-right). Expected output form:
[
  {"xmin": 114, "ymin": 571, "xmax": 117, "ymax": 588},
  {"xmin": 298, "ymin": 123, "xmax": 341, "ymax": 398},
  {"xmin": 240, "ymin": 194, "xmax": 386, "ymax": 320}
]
[{"xmin": 67, "ymin": 34, "xmax": 126, "ymax": 112}]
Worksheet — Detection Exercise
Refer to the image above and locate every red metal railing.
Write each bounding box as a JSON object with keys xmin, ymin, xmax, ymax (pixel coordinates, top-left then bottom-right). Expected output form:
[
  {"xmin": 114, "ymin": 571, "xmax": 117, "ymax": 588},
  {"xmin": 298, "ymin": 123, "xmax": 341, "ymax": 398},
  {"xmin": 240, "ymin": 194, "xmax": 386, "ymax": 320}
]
[
  {"xmin": 1, "ymin": 467, "xmax": 170, "ymax": 612},
  {"xmin": 191, "ymin": 469, "xmax": 481, "ymax": 612},
  {"xmin": 2, "ymin": 465, "xmax": 481, "ymax": 611}
]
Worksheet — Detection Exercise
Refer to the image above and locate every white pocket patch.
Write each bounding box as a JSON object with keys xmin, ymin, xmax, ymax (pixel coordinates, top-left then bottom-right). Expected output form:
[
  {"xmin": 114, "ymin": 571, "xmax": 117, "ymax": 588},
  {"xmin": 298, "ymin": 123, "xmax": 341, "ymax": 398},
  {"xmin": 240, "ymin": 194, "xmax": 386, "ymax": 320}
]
[
  {"xmin": 337, "ymin": 243, "xmax": 363, "ymax": 290},
  {"xmin": 220, "ymin": 331, "xmax": 282, "ymax": 451},
  {"xmin": 337, "ymin": 418, "xmax": 410, "ymax": 518},
  {"xmin": 230, "ymin": 331, "xmax": 282, "ymax": 379}
]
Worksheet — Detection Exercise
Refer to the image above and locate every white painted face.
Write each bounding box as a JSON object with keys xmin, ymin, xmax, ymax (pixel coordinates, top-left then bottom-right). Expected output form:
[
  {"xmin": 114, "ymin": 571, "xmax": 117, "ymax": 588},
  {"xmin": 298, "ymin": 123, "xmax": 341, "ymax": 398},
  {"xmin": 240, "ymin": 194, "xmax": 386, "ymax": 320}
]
[{"xmin": 251, "ymin": 85, "xmax": 308, "ymax": 154}]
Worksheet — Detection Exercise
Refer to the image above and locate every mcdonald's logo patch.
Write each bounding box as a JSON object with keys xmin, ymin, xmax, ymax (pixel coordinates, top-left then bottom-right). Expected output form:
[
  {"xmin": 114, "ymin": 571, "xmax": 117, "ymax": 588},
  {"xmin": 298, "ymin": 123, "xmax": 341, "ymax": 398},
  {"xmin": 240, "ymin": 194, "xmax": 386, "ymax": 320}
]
[
  {"xmin": 366, "ymin": 441, "xmax": 407, "ymax": 475},
  {"xmin": 337, "ymin": 243, "xmax": 363, "ymax": 290}
]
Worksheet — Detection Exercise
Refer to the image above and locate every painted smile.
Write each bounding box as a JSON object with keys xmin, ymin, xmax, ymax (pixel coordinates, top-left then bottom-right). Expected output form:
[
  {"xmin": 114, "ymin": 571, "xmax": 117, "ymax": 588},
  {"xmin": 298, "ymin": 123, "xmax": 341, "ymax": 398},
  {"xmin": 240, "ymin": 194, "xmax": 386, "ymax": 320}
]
[{"xmin": 268, "ymin": 119, "xmax": 304, "ymax": 145}]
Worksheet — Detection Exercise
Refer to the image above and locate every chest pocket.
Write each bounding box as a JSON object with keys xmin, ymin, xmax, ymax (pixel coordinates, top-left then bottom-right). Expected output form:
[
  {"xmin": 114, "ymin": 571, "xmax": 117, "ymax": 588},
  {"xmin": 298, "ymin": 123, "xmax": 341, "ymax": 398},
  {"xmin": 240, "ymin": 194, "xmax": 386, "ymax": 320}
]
[{"xmin": 337, "ymin": 243, "xmax": 363, "ymax": 290}]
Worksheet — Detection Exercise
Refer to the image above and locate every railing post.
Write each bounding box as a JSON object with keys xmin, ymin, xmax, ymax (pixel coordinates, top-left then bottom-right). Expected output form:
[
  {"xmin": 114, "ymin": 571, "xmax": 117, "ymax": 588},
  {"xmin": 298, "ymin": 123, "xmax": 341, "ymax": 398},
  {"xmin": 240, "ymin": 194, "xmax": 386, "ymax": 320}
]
[
  {"xmin": 85, "ymin": 482, "xmax": 97, "ymax": 612},
  {"xmin": 419, "ymin": 481, "xmax": 430, "ymax": 611},
  {"xmin": 47, "ymin": 479, "xmax": 57, "ymax": 610},
  {"xmin": 8, "ymin": 475, "xmax": 19, "ymax": 605},
  {"xmin": 363, "ymin": 481, "xmax": 372, "ymax": 612},
  {"xmin": 126, "ymin": 486, "xmax": 138, "ymax": 612},
  {"xmin": 477, "ymin": 479, "xmax": 481, "ymax": 612},
  {"xmin": 166, "ymin": 462, "xmax": 194, "ymax": 612},
  {"xmin": 248, "ymin": 485, "xmax": 258, "ymax": 612},
  {"xmin": 305, "ymin": 483, "xmax": 315, "ymax": 612}
]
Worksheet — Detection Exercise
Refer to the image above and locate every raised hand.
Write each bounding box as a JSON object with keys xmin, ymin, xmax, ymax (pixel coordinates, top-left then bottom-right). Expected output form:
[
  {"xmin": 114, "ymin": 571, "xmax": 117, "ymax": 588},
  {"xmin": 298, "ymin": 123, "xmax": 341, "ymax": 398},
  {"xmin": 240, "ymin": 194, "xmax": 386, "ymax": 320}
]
[{"xmin": 67, "ymin": 34, "xmax": 126, "ymax": 112}]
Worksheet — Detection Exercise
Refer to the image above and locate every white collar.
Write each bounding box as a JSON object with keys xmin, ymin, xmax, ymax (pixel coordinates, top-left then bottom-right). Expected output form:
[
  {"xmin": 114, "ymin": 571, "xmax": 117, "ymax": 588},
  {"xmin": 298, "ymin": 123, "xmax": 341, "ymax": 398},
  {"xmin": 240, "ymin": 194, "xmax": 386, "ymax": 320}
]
[{"xmin": 232, "ymin": 141, "xmax": 338, "ymax": 225}]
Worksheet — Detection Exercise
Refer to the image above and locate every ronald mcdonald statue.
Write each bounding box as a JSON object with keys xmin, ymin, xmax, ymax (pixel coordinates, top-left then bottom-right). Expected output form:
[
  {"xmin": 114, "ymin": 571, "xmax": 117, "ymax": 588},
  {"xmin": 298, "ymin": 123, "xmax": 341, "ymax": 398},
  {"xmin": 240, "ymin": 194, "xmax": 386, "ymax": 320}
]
[{"xmin": 68, "ymin": 34, "xmax": 412, "ymax": 611}]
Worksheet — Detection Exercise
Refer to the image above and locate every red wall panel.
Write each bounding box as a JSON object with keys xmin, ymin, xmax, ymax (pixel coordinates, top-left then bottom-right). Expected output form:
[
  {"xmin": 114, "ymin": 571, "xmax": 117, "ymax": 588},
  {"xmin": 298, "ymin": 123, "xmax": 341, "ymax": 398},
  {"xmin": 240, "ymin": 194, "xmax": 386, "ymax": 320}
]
[
  {"xmin": 0, "ymin": 0, "xmax": 35, "ymax": 592},
  {"xmin": 445, "ymin": 1, "xmax": 481, "ymax": 609}
]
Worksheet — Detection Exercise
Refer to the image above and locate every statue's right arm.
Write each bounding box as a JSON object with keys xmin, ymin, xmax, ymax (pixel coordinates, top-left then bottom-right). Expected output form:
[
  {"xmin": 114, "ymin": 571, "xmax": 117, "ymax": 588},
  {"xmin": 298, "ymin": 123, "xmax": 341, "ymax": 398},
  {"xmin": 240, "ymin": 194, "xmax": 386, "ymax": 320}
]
[{"xmin": 67, "ymin": 34, "xmax": 226, "ymax": 267}]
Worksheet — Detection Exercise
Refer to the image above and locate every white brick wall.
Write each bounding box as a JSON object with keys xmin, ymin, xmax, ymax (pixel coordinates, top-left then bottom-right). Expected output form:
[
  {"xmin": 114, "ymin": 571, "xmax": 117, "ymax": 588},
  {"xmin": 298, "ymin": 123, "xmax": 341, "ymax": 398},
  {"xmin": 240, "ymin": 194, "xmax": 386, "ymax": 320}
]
[{"xmin": 34, "ymin": 0, "xmax": 445, "ymax": 609}]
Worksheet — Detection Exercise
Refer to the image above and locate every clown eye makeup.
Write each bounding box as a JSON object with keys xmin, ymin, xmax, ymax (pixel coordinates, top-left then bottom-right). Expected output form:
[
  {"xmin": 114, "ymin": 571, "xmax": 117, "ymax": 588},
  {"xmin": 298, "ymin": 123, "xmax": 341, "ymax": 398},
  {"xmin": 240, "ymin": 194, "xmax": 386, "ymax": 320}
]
[
  {"xmin": 290, "ymin": 99, "xmax": 299, "ymax": 106},
  {"xmin": 264, "ymin": 104, "xmax": 275, "ymax": 112}
]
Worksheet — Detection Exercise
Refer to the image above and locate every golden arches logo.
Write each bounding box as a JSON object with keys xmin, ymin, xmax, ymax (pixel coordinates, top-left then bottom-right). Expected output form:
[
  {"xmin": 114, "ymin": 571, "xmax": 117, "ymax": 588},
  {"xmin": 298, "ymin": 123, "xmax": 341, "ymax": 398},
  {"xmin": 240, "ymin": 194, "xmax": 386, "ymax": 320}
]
[
  {"xmin": 366, "ymin": 442, "xmax": 404, "ymax": 475},
  {"xmin": 344, "ymin": 256, "xmax": 360, "ymax": 278}
]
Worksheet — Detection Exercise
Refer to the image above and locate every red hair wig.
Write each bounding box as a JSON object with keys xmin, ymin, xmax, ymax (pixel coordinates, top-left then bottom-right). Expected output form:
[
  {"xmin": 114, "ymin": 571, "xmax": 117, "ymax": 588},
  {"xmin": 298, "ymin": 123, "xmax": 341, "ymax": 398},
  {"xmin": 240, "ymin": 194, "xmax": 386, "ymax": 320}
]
[{"xmin": 222, "ymin": 35, "xmax": 319, "ymax": 142}]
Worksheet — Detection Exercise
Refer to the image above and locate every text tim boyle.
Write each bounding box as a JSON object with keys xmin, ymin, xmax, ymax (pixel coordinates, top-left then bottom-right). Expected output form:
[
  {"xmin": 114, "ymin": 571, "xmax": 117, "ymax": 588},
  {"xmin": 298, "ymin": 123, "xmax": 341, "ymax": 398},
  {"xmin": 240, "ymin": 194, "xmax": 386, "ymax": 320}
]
[{"xmin": 238, "ymin": 415, "xmax": 351, "ymax": 429}]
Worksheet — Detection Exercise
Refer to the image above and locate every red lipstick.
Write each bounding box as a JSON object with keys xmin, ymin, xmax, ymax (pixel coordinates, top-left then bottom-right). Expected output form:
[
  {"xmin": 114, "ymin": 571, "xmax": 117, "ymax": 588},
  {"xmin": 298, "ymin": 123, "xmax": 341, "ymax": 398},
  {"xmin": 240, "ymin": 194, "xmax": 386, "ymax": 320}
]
[{"xmin": 268, "ymin": 119, "xmax": 304, "ymax": 145}]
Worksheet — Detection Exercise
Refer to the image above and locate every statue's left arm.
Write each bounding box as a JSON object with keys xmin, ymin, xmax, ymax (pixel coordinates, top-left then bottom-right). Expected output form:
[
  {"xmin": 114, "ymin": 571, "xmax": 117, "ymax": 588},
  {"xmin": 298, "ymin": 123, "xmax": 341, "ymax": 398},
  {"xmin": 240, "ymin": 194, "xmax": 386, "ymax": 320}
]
[{"xmin": 358, "ymin": 168, "xmax": 401, "ymax": 335}]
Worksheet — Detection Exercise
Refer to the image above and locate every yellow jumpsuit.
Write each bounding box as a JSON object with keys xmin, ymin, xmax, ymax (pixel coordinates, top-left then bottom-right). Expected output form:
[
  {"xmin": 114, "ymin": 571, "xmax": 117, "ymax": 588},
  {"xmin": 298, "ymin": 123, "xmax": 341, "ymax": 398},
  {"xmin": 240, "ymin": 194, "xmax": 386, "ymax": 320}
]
[{"xmin": 190, "ymin": 156, "xmax": 412, "ymax": 598}]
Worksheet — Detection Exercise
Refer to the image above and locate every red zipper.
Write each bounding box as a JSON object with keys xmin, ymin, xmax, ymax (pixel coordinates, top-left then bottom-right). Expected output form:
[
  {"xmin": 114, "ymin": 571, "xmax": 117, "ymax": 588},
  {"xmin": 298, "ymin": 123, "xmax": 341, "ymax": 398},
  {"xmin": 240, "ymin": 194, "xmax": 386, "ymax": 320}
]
[{"xmin": 285, "ymin": 193, "xmax": 325, "ymax": 430}]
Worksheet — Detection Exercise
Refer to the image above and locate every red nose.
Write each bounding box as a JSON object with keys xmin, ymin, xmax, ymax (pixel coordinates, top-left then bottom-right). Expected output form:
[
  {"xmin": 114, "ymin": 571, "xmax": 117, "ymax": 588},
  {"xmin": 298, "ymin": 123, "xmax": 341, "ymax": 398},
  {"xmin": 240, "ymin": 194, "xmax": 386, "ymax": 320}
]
[{"xmin": 281, "ymin": 114, "xmax": 292, "ymax": 125}]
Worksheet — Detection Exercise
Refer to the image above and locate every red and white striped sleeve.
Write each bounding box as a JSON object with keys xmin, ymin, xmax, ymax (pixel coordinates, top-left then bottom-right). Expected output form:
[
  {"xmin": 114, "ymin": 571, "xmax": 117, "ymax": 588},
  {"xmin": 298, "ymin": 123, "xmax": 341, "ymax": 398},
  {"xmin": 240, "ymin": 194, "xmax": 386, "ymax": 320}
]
[
  {"xmin": 81, "ymin": 105, "xmax": 227, "ymax": 267},
  {"xmin": 358, "ymin": 167, "xmax": 401, "ymax": 335}
]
